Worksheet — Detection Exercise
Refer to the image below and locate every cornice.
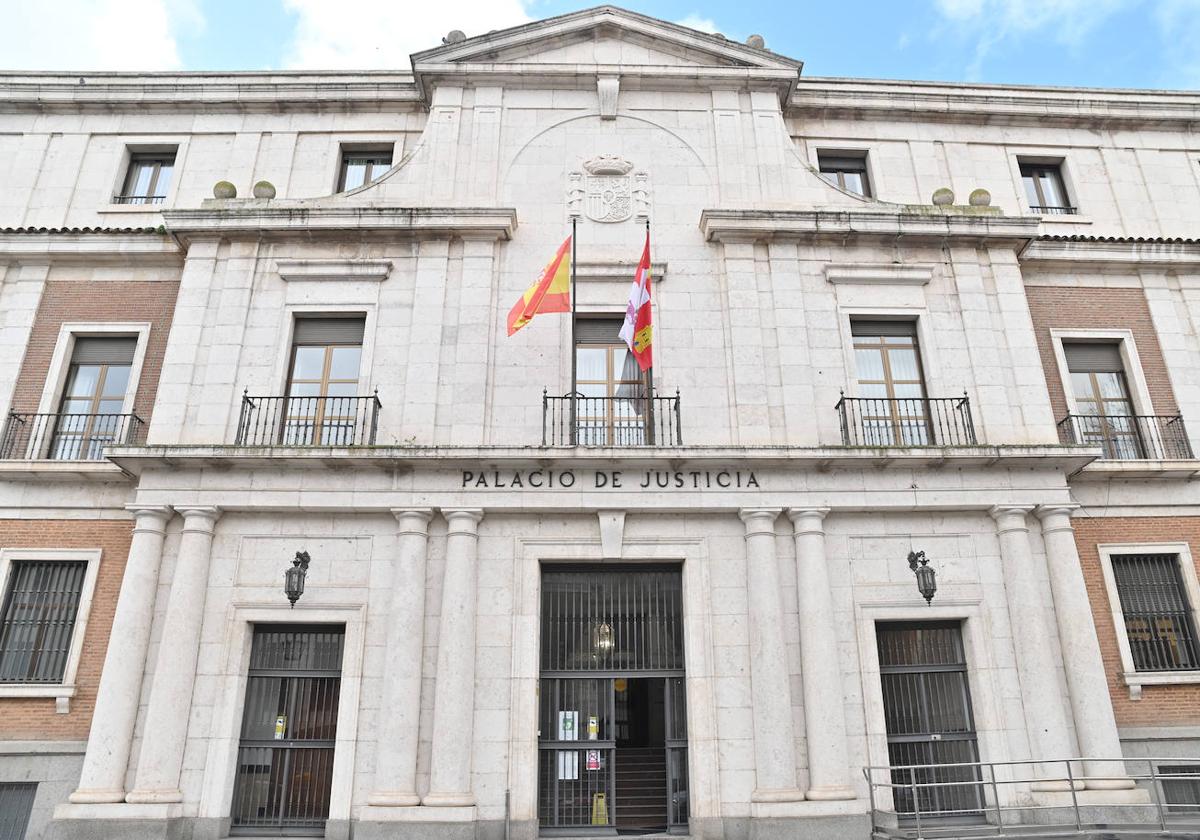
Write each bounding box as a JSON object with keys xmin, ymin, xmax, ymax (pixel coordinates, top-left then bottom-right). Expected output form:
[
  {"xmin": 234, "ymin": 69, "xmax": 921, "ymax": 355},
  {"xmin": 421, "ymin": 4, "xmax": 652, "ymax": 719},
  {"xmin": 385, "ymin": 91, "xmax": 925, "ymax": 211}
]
[
  {"xmin": 0, "ymin": 231, "xmax": 181, "ymax": 263},
  {"xmin": 161, "ymin": 205, "xmax": 518, "ymax": 242},
  {"xmin": 1021, "ymin": 238, "xmax": 1200, "ymax": 267}
]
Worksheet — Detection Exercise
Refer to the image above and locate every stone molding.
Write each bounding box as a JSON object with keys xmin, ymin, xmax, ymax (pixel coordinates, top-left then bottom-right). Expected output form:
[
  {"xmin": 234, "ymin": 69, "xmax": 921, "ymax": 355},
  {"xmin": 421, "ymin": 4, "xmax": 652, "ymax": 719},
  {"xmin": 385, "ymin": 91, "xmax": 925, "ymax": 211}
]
[
  {"xmin": 0, "ymin": 232, "xmax": 181, "ymax": 263},
  {"xmin": 700, "ymin": 208, "xmax": 1039, "ymax": 247},
  {"xmin": 162, "ymin": 206, "xmax": 518, "ymax": 243},
  {"xmin": 824, "ymin": 263, "xmax": 933, "ymax": 286},
  {"xmin": 1021, "ymin": 238, "xmax": 1200, "ymax": 267},
  {"xmin": 275, "ymin": 259, "xmax": 393, "ymax": 282}
]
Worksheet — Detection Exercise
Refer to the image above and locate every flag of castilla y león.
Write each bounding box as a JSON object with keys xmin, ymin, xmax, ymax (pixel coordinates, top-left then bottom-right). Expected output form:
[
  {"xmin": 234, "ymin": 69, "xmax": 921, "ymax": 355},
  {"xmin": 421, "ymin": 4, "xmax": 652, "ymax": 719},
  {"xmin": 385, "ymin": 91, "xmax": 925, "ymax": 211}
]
[
  {"xmin": 506, "ymin": 235, "xmax": 572, "ymax": 336},
  {"xmin": 618, "ymin": 231, "xmax": 653, "ymax": 371}
]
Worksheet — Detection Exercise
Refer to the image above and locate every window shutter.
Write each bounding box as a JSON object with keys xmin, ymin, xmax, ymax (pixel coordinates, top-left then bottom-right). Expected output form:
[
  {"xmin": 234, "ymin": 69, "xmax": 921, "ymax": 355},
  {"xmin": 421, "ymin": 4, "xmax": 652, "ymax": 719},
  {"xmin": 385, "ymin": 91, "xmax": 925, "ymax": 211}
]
[
  {"xmin": 850, "ymin": 319, "xmax": 917, "ymax": 338},
  {"xmin": 70, "ymin": 337, "xmax": 137, "ymax": 365},
  {"xmin": 1064, "ymin": 342, "xmax": 1124, "ymax": 373},
  {"xmin": 293, "ymin": 317, "xmax": 365, "ymax": 345},
  {"xmin": 574, "ymin": 317, "xmax": 625, "ymax": 344}
]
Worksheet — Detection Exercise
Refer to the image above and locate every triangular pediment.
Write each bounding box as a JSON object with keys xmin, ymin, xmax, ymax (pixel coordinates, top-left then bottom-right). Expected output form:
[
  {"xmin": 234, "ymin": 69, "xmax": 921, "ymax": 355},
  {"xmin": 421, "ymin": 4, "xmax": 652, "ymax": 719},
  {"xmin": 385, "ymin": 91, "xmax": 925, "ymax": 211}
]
[{"xmin": 411, "ymin": 5, "xmax": 802, "ymax": 71}]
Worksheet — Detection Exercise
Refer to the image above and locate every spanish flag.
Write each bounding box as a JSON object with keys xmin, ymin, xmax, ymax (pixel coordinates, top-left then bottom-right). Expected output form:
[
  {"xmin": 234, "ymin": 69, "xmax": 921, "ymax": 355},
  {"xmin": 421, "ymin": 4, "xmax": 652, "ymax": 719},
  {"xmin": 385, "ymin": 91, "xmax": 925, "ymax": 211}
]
[{"xmin": 507, "ymin": 236, "xmax": 572, "ymax": 336}]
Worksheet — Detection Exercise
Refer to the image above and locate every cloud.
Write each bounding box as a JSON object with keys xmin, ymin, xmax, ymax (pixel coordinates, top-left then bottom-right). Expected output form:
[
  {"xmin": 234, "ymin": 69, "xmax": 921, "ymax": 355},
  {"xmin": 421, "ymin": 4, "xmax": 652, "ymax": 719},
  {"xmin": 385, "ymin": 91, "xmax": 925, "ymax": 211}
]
[
  {"xmin": 282, "ymin": 0, "xmax": 533, "ymax": 69},
  {"xmin": 675, "ymin": 14, "xmax": 721, "ymax": 35},
  {"xmin": 0, "ymin": 0, "xmax": 199, "ymax": 70}
]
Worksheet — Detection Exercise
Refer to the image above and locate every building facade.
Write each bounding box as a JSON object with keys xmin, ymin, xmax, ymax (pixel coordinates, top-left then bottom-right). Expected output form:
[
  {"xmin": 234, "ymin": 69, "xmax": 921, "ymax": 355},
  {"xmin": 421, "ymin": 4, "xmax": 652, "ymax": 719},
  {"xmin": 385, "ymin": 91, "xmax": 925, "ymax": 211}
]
[{"xmin": 1, "ymin": 6, "xmax": 1199, "ymax": 840}]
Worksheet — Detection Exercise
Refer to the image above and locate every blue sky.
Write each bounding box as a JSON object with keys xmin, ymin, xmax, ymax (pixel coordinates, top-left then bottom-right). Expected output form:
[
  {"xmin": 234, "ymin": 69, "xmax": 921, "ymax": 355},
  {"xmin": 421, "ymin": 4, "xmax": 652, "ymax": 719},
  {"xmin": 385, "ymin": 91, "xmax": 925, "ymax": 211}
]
[{"xmin": 2, "ymin": 0, "xmax": 1198, "ymax": 89}]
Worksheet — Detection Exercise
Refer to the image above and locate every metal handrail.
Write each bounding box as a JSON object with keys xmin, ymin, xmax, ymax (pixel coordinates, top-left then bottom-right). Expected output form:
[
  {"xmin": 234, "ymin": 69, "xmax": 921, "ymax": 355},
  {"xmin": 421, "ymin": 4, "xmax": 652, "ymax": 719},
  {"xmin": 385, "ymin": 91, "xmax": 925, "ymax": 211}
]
[
  {"xmin": 1057, "ymin": 413, "xmax": 1193, "ymax": 460},
  {"xmin": 0, "ymin": 411, "xmax": 145, "ymax": 460},
  {"xmin": 542, "ymin": 390, "xmax": 682, "ymax": 446},
  {"xmin": 111, "ymin": 194, "xmax": 166, "ymax": 205},
  {"xmin": 836, "ymin": 393, "xmax": 977, "ymax": 447},
  {"xmin": 1030, "ymin": 204, "xmax": 1078, "ymax": 215},
  {"xmin": 864, "ymin": 756, "xmax": 1200, "ymax": 839},
  {"xmin": 235, "ymin": 392, "xmax": 382, "ymax": 446}
]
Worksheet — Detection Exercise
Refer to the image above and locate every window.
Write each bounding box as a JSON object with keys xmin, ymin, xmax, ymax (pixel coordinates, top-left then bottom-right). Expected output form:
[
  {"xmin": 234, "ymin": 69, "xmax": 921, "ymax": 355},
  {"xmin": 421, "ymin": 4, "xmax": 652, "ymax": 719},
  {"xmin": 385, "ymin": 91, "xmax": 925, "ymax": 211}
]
[
  {"xmin": 1063, "ymin": 341, "xmax": 1142, "ymax": 459},
  {"xmin": 1019, "ymin": 160, "xmax": 1074, "ymax": 214},
  {"xmin": 818, "ymin": 151, "xmax": 872, "ymax": 197},
  {"xmin": 851, "ymin": 319, "xmax": 928, "ymax": 445},
  {"xmin": 0, "ymin": 559, "xmax": 88, "ymax": 683},
  {"xmin": 338, "ymin": 148, "xmax": 393, "ymax": 191},
  {"xmin": 115, "ymin": 151, "xmax": 175, "ymax": 205},
  {"xmin": 1159, "ymin": 765, "xmax": 1200, "ymax": 815},
  {"xmin": 0, "ymin": 783, "xmax": 37, "ymax": 840},
  {"xmin": 51, "ymin": 337, "xmax": 137, "ymax": 460},
  {"xmin": 575, "ymin": 317, "xmax": 649, "ymax": 445},
  {"xmin": 1110, "ymin": 553, "xmax": 1200, "ymax": 672},
  {"xmin": 286, "ymin": 317, "xmax": 365, "ymax": 445}
]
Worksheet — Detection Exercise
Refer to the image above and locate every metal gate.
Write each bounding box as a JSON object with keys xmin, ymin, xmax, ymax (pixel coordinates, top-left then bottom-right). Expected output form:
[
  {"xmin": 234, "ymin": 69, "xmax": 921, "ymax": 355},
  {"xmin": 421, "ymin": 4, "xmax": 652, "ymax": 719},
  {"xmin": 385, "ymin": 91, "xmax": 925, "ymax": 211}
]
[
  {"xmin": 538, "ymin": 566, "xmax": 689, "ymax": 835},
  {"xmin": 230, "ymin": 624, "xmax": 344, "ymax": 835},
  {"xmin": 876, "ymin": 621, "xmax": 984, "ymax": 819}
]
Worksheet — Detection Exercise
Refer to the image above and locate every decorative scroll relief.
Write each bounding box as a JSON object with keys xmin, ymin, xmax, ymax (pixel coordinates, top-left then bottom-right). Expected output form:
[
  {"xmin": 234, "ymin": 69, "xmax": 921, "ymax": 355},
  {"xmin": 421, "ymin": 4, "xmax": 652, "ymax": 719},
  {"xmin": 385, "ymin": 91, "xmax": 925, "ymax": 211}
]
[{"xmin": 567, "ymin": 155, "xmax": 650, "ymax": 222}]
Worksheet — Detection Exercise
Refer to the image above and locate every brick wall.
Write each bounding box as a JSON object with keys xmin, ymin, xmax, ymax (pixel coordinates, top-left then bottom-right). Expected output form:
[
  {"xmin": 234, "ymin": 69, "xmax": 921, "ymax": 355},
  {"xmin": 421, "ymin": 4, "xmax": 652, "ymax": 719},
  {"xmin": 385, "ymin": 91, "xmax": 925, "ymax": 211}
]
[
  {"xmin": 8, "ymin": 280, "xmax": 180, "ymax": 425},
  {"xmin": 1073, "ymin": 515, "xmax": 1200, "ymax": 726},
  {"xmin": 1024, "ymin": 286, "xmax": 1178, "ymax": 422},
  {"xmin": 0, "ymin": 519, "xmax": 132, "ymax": 740}
]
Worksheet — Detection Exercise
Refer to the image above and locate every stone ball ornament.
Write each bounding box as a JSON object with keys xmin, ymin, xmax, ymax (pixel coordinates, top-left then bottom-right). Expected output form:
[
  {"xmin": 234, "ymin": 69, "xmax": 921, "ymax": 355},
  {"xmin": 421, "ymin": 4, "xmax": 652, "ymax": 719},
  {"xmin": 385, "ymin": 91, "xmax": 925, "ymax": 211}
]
[
  {"xmin": 444, "ymin": 29, "xmax": 467, "ymax": 43},
  {"xmin": 931, "ymin": 187, "xmax": 955, "ymax": 206},
  {"xmin": 969, "ymin": 188, "xmax": 992, "ymax": 206},
  {"xmin": 746, "ymin": 34, "xmax": 766, "ymax": 48},
  {"xmin": 212, "ymin": 180, "xmax": 237, "ymax": 199},
  {"xmin": 252, "ymin": 180, "xmax": 277, "ymax": 199}
]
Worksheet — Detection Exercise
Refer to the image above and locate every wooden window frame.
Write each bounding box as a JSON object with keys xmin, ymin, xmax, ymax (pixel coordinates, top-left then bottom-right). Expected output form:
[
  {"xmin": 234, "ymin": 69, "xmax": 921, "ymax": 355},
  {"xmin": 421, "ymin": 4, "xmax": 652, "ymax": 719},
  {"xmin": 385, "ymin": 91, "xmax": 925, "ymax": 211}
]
[
  {"xmin": 119, "ymin": 151, "xmax": 176, "ymax": 203},
  {"xmin": 574, "ymin": 318, "xmax": 652, "ymax": 445},
  {"xmin": 1018, "ymin": 159, "xmax": 1074, "ymax": 213},
  {"xmin": 817, "ymin": 151, "xmax": 873, "ymax": 198},
  {"xmin": 851, "ymin": 322, "xmax": 929, "ymax": 444}
]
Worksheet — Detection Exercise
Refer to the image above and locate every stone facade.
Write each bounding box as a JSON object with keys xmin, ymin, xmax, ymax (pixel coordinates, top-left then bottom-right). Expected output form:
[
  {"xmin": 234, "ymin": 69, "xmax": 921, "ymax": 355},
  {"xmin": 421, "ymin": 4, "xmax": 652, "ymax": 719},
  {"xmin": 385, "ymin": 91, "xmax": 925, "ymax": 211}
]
[{"xmin": 0, "ymin": 6, "xmax": 1198, "ymax": 840}]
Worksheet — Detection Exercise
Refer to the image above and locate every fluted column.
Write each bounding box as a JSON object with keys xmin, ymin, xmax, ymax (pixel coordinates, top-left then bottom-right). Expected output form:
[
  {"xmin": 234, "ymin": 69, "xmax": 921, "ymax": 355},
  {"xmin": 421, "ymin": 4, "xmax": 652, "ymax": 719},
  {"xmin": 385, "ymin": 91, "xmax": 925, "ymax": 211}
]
[
  {"xmin": 126, "ymin": 506, "xmax": 222, "ymax": 803},
  {"xmin": 368, "ymin": 509, "xmax": 435, "ymax": 807},
  {"xmin": 740, "ymin": 508, "xmax": 804, "ymax": 803},
  {"xmin": 787, "ymin": 508, "xmax": 855, "ymax": 800},
  {"xmin": 1036, "ymin": 505, "xmax": 1132, "ymax": 789},
  {"xmin": 69, "ymin": 505, "xmax": 172, "ymax": 804},
  {"xmin": 989, "ymin": 506, "xmax": 1075, "ymax": 789},
  {"xmin": 424, "ymin": 508, "xmax": 484, "ymax": 807}
]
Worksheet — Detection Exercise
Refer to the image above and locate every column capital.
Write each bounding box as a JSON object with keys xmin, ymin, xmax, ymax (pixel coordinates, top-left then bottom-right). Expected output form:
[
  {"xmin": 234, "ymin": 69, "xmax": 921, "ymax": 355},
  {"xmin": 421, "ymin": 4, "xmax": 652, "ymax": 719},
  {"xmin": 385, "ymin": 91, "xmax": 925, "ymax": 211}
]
[
  {"xmin": 1036, "ymin": 504, "xmax": 1080, "ymax": 532},
  {"xmin": 173, "ymin": 506, "xmax": 222, "ymax": 533},
  {"xmin": 442, "ymin": 508, "xmax": 484, "ymax": 533},
  {"xmin": 787, "ymin": 507, "xmax": 830, "ymax": 533},
  {"xmin": 392, "ymin": 508, "xmax": 435, "ymax": 533},
  {"xmin": 739, "ymin": 508, "xmax": 781, "ymax": 534},
  {"xmin": 125, "ymin": 505, "xmax": 172, "ymax": 532},
  {"xmin": 989, "ymin": 505, "xmax": 1035, "ymax": 531}
]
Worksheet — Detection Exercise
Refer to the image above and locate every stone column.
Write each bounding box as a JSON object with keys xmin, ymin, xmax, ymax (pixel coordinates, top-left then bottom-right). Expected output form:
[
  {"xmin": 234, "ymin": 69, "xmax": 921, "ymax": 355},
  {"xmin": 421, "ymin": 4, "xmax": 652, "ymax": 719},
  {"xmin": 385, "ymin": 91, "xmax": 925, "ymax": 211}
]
[
  {"xmin": 423, "ymin": 508, "xmax": 484, "ymax": 807},
  {"xmin": 989, "ymin": 506, "xmax": 1075, "ymax": 789},
  {"xmin": 368, "ymin": 509, "xmax": 434, "ymax": 806},
  {"xmin": 126, "ymin": 506, "xmax": 222, "ymax": 803},
  {"xmin": 739, "ymin": 508, "xmax": 804, "ymax": 803},
  {"xmin": 787, "ymin": 508, "xmax": 855, "ymax": 800},
  {"xmin": 69, "ymin": 505, "xmax": 172, "ymax": 804},
  {"xmin": 1036, "ymin": 505, "xmax": 1132, "ymax": 789}
]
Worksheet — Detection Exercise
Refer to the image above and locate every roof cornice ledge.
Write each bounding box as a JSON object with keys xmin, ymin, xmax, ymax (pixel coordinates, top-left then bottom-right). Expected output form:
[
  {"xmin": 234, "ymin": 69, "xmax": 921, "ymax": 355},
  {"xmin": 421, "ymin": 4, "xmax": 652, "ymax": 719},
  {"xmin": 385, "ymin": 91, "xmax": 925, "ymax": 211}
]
[
  {"xmin": 161, "ymin": 205, "xmax": 518, "ymax": 242},
  {"xmin": 699, "ymin": 208, "xmax": 1040, "ymax": 247},
  {"xmin": 0, "ymin": 231, "xmax": 181, "ymax": 263},
  {"xmin": 1023, "ymin": 237, "xmax": 1200, "ymax": 267}
]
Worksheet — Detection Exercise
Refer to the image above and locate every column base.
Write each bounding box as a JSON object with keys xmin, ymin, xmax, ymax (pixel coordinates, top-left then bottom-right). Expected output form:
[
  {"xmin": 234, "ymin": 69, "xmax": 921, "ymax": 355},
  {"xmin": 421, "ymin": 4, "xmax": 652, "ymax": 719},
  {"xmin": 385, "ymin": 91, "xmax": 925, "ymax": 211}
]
[
  {"xmin": 1031, "ymin": 779, "xmax": 1083, "ymax": 792},
  {"xmin": 1084, "ymin": 777, "xmax": 1137, "ymax": 790},
  {"xmin": 124, "ymin": 788, "xmax": 182, "ymax": 804},
  {"xmin": 366, "ymin": 791, "xmax": 422, "ymax": 806},
  {"xmin": 421, "ymin": 792, "xmax": 477, "ymax": 808},
  {"xmin": 67, "ymin": 788, "xmax": 126, "ymax": 804},
  {"xmin": 805, "ymin": 784, "xmax": 857, "ymax": 801},
  {"xmin": 751, "ymin": 787, "xmax": 805, "ymax": 804}
]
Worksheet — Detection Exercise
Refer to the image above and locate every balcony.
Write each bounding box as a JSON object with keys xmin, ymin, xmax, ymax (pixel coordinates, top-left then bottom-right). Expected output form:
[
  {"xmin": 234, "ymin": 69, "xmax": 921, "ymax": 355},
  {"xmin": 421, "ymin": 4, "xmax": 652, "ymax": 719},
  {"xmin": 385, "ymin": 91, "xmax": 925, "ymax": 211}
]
[
  {"xmin": 111, "ymin": 194, "xmax": 166, "ymax": 205},
  {"xmin": 0, "ymin": 411, "xmax": 145, "ymax": 460},
  {"xmin": 1029, "ymin": 204, "xmax": 1077, "ymax": 215},
  {"xmin": 1057, "ymin": 413, "xmax": 1193, "ymax": 460},
  {"xmin": 542, "ymin": 390, "xmax": 682, "ymax": 446},
  {"xmin": 836, "ymin": 395, "xmax": 977, "ymax": 447},
  {"xmin": 235, "ymin": 393, "xmax": 381, "ymax": 446}
]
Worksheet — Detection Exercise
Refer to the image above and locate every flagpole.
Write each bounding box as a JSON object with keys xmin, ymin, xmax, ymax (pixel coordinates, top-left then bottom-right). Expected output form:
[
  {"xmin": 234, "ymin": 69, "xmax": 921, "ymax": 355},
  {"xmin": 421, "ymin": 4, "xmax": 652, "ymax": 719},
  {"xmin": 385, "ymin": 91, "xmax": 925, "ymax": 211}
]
[
  {"xmin": 644, "ymin": 216, "xmax": 656, "ymax": 444},
  {"xmin": 570, "ymin": 216, "xmax": 578, "ymax": 446}
]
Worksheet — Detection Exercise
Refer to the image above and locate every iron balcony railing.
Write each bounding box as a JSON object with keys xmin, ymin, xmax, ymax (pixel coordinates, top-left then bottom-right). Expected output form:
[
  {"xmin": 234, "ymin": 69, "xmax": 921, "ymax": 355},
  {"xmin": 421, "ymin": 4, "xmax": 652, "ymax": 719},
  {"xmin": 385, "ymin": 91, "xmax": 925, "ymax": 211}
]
[
  {"xmin": 1030, "ymin": 204, "xmax": 1078, "ymax": 215},
  {"xmin": 235, "ymin": 392, "xmax": 381, "ymax": 446},
  {"xmin": 111, "ymin": 194, "xmax": 166, "ymax": 205},
  {"xmin": 542, "ymin": 390, "xmax": 682, "ymax": 446},
  {"xmin": 836, "ymin": 395, "xmax": 977, "ymax": 447},
  {"xmin": 866, "ymin": 756, "xmax": 1200, "ymax": 839},
  {"xmin": 0, "ymin": 411, "xmax": 145, "ymax": 460},
  {"xmin": 1057, "ymin": 413, "xmax": 1193, "ymax": 460}
]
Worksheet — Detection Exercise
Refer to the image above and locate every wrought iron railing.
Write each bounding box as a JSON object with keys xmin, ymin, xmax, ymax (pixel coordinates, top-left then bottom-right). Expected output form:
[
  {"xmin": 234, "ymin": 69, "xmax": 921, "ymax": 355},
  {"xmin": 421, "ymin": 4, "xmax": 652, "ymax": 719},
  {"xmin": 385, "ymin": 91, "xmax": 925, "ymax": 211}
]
[
  {"xmin": 836, "ymin": 395, "xmax": 977, "ymax": 447},
  {"xmin": 542, "ymin": 390, "xmax": 682, "ymax": 446},
  {"xmin": 111, "ymin": 194, "xmax": 166, "ymax": 205},
  {"xmin": 866, "ymin": 757, "xmax": 1200, "ymax": 838},
  {"xmin": 0, "ymin": 411, "xmax": 145, "ymax": 460},
  {"xmin": 1057, "ymin": 414, "xmax": 1193, "ymax": 460},
  {"xmin": 235, "ymin": 392, "xmax": 381, "ymax": 446},
  {"xmin": 1030, "ymin": 204, "xmax": 1078, "ymax": 215}
]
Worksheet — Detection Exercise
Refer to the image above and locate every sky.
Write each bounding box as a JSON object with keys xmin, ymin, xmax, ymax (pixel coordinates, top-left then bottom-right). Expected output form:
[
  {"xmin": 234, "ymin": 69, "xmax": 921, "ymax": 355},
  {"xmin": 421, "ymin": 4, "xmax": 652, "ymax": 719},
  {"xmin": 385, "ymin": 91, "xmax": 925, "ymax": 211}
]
[{"xmin": 0, "ymin": 0, "xmax": 1198, "ymax": 90}]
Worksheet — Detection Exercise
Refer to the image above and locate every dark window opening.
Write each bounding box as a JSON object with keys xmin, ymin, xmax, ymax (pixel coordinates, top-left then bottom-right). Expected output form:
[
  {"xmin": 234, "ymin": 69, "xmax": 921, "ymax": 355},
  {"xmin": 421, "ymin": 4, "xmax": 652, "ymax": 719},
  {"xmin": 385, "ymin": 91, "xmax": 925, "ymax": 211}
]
[
  {"xmin": 818, "ymin": 151, "xmax": 872, "ymax": 197},
  {"xmin": 1111, "ymin": 553, "xmax": 1200, "ymax": 672}
]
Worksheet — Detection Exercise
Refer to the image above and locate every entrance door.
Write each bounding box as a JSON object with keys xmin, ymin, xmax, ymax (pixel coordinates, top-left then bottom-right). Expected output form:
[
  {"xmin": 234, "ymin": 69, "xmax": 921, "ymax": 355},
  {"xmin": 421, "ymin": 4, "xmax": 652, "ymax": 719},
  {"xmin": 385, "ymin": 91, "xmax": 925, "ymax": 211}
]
[
  {"xmin": 538, "ymin": 566, "xmax": 688, "ymax": 835},
  {"xmin": 230, "ymin": 625, "xmax": 344, "ymax": 835},
  {"xmin": 876, "ymin": 621, "xmax": 984, "ymax": 819}
]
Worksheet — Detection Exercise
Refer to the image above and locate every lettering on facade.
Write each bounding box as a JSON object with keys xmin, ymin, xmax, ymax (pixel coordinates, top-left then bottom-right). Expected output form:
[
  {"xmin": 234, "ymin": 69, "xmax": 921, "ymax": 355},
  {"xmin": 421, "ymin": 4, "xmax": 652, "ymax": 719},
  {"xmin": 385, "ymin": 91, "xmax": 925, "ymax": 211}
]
[{"xmin": 460, "ymin": 469, "xmax": 760, "ymax": 489}]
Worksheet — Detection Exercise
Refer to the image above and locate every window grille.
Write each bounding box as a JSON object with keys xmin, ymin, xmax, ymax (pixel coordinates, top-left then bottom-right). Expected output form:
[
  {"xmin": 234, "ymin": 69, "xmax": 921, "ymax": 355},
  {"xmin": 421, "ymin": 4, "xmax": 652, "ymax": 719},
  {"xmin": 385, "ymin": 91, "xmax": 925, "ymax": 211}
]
[
  {"xmin": 1159, "ymin": 765, "xmax": 1200, "ymax": 815},
  {"xmin": 0, "ymin": 783, "xmax": 37, "ymax": 840},
  {"xmin": 1111, "ymin": 554, "xmax": 1200, "ymax": 671},
  {"xmin": 0, "ymin": 560, "xmax": 87, "ymax": 683}
]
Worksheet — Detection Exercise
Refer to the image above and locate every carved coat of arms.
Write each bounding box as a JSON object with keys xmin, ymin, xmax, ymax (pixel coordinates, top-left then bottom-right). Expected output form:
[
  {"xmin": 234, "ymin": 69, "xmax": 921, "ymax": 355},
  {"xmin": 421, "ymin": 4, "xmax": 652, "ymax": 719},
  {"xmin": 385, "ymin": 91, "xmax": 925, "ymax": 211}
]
[{"xmin": 567, "ymin": 155, "xmax": 649, "ymax": 223}]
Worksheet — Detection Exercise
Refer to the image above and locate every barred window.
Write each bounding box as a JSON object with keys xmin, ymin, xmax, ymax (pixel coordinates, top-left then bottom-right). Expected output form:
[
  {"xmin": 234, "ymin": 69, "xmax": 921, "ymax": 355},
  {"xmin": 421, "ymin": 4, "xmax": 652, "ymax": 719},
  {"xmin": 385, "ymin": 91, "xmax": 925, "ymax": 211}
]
[
  {"xmin": 0, "ymin": 560, "xmax": 88, "ymax": 683},
  {"xmin": 1111, "ymin": 553, "xmax": 1200, "ymax": 672},
  {"xmin": 1159, "ymin": 765, "xmax": 1200, "ymax": 814},
  {"xmin": 0, "ymin": 783, "xmax": 37, "ymax": 840}
]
